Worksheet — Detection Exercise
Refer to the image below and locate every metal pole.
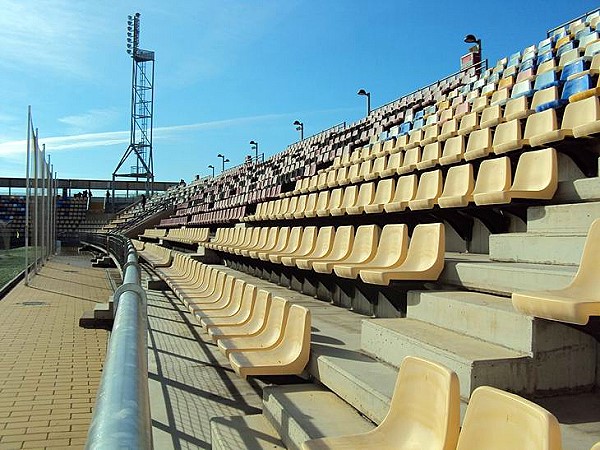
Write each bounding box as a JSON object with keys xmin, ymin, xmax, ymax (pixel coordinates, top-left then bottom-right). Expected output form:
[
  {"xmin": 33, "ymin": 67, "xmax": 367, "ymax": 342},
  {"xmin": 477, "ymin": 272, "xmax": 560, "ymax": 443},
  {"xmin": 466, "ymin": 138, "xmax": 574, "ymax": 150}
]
[
  {"xmin": 41, "ymin": 145, "xmax": 46, "ymax": 264},
  {"xmin": 33, "ymin": 128, "xmax": 39, "ymax": 274},
  {"xmin": 24, "ymin": 106, "xmax": 31, "ymax": 286}
]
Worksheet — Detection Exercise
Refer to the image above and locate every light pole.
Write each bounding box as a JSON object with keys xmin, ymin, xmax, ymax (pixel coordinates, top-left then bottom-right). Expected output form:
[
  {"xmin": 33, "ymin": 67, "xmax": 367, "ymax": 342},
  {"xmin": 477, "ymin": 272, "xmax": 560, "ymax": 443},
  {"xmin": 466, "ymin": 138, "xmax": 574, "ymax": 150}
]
[
  {"xmin": 464, "ymin": 34, "xmax": 482, "ymax": 64},
  {"xmin": 249, "ymin": 140, "xmax": 259, "ymax": 162},
  {"xmin": 357, "ymin": 89, "xmax": 371, "ymax": 115},
  {"xmin": 217, "ymin": 154, "xmax": 228, "ymax": 172},
  {"xmin": 208, "ymin": 164, "xmax": 215, "ymax": 177},
  {"xmin": 293, "ymin": 120, "xmax": 304, "ymax": 141}
]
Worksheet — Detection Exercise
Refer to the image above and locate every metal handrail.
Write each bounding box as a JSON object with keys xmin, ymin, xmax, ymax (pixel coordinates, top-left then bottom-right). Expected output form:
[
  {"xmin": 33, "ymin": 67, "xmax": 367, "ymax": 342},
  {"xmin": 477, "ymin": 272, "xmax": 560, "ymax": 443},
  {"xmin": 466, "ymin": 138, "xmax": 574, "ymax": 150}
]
[
  {"xmin": 547, "ymin": 7, "xmax": 600, "ymax": 37},
  {"xmin": 84, "ymin": 234, "xmax": 152, "ymax": 450}
]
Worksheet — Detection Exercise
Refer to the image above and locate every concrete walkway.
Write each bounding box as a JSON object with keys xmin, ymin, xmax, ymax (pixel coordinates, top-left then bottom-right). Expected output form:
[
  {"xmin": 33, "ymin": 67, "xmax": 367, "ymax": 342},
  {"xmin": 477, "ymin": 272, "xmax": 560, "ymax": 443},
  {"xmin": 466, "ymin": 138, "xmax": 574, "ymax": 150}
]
[{"xmin": 0, "ymin": 253, "xmax": 111, "ymax": 450}]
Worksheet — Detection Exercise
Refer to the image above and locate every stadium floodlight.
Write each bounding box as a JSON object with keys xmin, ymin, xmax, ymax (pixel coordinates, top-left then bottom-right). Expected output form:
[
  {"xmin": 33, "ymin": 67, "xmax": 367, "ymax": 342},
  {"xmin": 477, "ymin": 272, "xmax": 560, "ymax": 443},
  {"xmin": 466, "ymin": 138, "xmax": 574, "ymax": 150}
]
[
  {"xmin": 208, "ymin": 164, "xmax": 215, "ymax": 177},
  {"xmin": 464, "ymin": 34, "xmax": 482, "ymax": 60},
  {"xmin": 217, "ymin": 153, "xmax": 227, "ymax": 172},
  {"xmin": 249, "ymin": 140, "xmax": 259, "ymax": 161},
  {"xmin": 293, "ymin": 120, "xmax": 304, "ymax": 141},
  {"xmin": 357, "ymin": 89, "xmax": 371, "ymax": 115}
]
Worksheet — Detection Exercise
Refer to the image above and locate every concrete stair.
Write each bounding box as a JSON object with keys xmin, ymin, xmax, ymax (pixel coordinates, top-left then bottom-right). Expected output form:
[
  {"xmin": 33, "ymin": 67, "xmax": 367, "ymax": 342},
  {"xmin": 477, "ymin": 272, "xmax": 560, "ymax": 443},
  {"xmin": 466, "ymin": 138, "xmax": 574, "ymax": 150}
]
[{"xmin": 211, "ymin": 414, "xmax": 285, "ymax": 450}]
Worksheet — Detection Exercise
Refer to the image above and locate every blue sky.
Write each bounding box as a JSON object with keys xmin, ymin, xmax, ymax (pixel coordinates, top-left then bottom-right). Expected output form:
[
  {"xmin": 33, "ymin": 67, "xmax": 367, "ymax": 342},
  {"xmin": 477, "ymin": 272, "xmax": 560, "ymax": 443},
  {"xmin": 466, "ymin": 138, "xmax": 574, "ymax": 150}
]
[{"xmin": 0, "ymin": 0, "xmax": 597, "ymax": 182}]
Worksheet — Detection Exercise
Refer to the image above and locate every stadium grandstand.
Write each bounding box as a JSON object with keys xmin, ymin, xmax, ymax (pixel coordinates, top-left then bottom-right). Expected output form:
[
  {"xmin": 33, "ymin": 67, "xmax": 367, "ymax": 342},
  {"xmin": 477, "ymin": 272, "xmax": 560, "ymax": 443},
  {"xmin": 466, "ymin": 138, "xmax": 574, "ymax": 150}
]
[{"xmin": 2, "ymin": 4, "xmax": 600, "ymax": 450}]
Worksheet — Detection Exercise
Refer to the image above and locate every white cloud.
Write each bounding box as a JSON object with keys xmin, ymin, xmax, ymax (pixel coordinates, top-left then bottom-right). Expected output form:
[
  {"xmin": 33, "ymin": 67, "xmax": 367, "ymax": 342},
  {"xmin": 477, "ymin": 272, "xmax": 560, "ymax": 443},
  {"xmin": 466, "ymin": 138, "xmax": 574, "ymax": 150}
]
[{"xmin": 58, "ymin": 108, "xmax": 120, "ymax": 134}]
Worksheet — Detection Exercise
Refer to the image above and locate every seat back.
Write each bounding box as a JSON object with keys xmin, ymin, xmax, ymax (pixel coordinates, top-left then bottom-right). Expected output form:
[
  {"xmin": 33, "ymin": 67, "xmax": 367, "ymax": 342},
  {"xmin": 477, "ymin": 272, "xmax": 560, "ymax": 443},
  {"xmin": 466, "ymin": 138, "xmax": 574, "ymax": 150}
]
[
  {"xmin": 315, "ymin": 190, "xmax": 330, "ymax": 215},
  {"xmin": 347, "ymin": 163, "xmax": 360, "ymax": 181},
  {"xmin": 279, "ymin": 227, "xmax": 303, "ymax": 254},
  {"xmin": 439, "ymin": 164, "xmax": 474, "ymax": 208},
  {"xmin": 524, "ymin": 109, "xmax": 558, "ymax": 141},
  {"xmin": 326, "ymin": 225, "xmax": 355, "ymax": 260},
  {"xmin": 492, "ymin": 118, "xmax": 524, "ymax": 154},
  {"xmin": 400, "ymin": 147, "xmax": 421, "ymax": 172},
  {"xmin": 285, "ymin": 196, "xmax": 299, "ymax": 216},
  {"xmin": 260, "ymin": 297, "xmax": 292, "ymax": 346},
  {"xmin": 393, "ymin": 175, "xmax": 418, "ymax": 203},
  {"xmin": 340, "ymin": 185, "xmax": 358, "ymax": 209},
  {"xmin": 401, "ymin": 223, "xmax": 445, "ymax": 272},
  {"xmin": 440, "ymin": 135, "xmax": 465, "ymax": 165},
  {"xmin": 327, "ymin": 188, "xmax": 344, "ymax": 211},
  {"xmin": 303, "ymin": 226, "xmax": 336, "ymax": 260},
  {"xmin": 420, "ymin": 142, "xmax": 442, "ymax": 168},
  {"xmin": 354, "ymin": 182, "xmax": 375, "ymax": 209},
  {"xmin": 413, "ymin": 170, "xmax": 443, "ymax": 205},
  {"xmin": 473, "ymin": 157, "xmax": 512, "ymax": 205},
  {"xmin": 270, "ymin": 304, "xmax": 311, "ymax": 366},
  {"xmin": 385, "ymin": 152, "xmax": 403, "ymax": 172},
  {"xmin": 510, "ymin": 148, "xmax": 557, "ymax": 199},
  {"xmin": 368, "ymin": 224, "xmax": 408, "ymax": 267},
  {"xmin": 372, "ymin": 178, "xmax": 395, "ymax": 205},
  {"xmin": 378, "ymin": 356, "xmax": 460, "ymax": 450},
  {"xmin": 252, "ymin": 227, "xmax": 270, "ymax": 251},
  {"xmin": 269, "ymin": 227, "xmax": 291, "ymax": 253},
  {"xmin": 456, "ymin": 386, "xmax": 562, "ymax": 450},
  {"xmin": 342, "ymin": 225, "xmax": 381, "ymax": 264},
  {"xmin": 569, "ymin": 219, "xmax": 600, "ymax": 293},
  {"xmin": 294, "ymin": 226, "xmax": 318, "ymax": 255},
  {"xmin": 371, "ymin": 155, "xmax": 387, "ymax": 175},
  {"xmin": 465, "ymin": 127, "xmax": 493, "ymax": 160},
  {"xmin": 562, "ymin": 96, "xmax": 600, "ymax": 132}
]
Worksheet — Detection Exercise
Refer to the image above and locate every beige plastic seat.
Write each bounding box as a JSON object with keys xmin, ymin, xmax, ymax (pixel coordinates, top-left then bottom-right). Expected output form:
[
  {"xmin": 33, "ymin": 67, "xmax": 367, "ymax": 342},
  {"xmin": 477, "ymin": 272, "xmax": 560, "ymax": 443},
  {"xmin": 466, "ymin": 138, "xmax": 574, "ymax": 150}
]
[
  {"xmin": 267, "ymin": 199, "xmax": 282, "ymax": 220},
  {"xmin": 257, "ymin": 226, "xmax": 290, "ymax": 261},
  {"xmin": 365, "ymin": 179, "xmax": 395, "ymax": 214},
  {"xmin": 334, "ymin": 224, "xmax": 405, "ymax": 279},
  {"xmin": 397, "ymin": 147, "xmax": 421, "ymax": 174},
  {"xmin": 360, "ymin": 222, "xmax": 445, "ymax": 285},
  {"xmin": 247, "ymin": 227, "xmax": 280, "ymax": 259},
  {"xmin": 384, "ymin": 174, "xmax": 417, "ymax": 213},
  {"xmin": 417, "ymin": 142, "xmax": 442, "ymax": 170},
  {"xmin": 306, "ymin": 225, "xmax": 355, "ymax": 272},
  {"xmin": 490, "ymin": 87, "xmax": 510, "ymax": 107},
  {"xmin": 208, "ymin": 290, "xmax": 272, "ymax": 342},
  {"xmin": 217, "ymin": 297, "xmax": 290, "ymax": 356},
  {"xmin": 330, "ymin": 225, "xmax": 381, "ymax": 278},
  {"xmin": 283, "ymin": 195, "xmax": 299, "ymax": 219},
  {"xmin": 471, "ymin": 95, "xmax": 489, "ymax": 112},
  {"xmin": 473, "ymin": 157, "xmax": 512, "ymax": 205},
  {"xmin": 512, "ymin": 218, "xmax": 600, "ymax": 325},
  {"xmin": 295, "ymin": 226, "xmax": 337, "ymax": 270},
  {"xmin": 492, "ymin": 119, "xmax": 527, "ymax": 154},
  {"xmin": 351, "ymin": 160, "xmax": 372, "ymax": 184},
  {"xmin": 310, "ymin": 173, "xmax": 327, "ymax": 192},
  {"xmin": 174, "ymin": 266, "xmax": 221, "ymax": 299},
  {"xmin": 300, "ymin": 193, "xmax": 318, "ymax": 219},
  {"xmin": 405, "ymin": 128, "xmax": 423, "ymax": 150},
  {"xmin": 275, "ymin": 197, "xmax": 291, "ymax": 220},
  {"xmin": 510, "ymin": 148, "xmax": 557, "ymax": 200},
  {"xmin": 421, "ymin": 123, "xmax": 440, "ymax": 145},
  {"xmin": 480, "ymin": 104, "xmax": 504, "ymax": 129},
  {"xmin": 322, "ymin": 188, "xmax": 343, "ymax": 216},
  {"xmin": 439, "ymin": 135, "xmax": 465, "ymax": 166},
  {"xmin": 504, "ymin": 95, "xmax": 533, "ymax": 122},
  {"xmin": 331, "ymin": 185, "xmax": 358, "ymax": 216},
  {"xmin": 314, "ymin": 225, "xmax": 378, "ymax": 274},
  {"xmin": 240, "ymin": 227, "xmax": 268, "ymax": 257},
  {"xmin": 591, "ymin": 443, "xmax": 600, "ymax": 450},
  {"xmin": 380, "ymin": 152, "xmax": 403, "ymax": 178},
  {"xmin": 200, "ymin": 284, "xmax": 257, "ymax": 329},
  {"xmin": 438, "ymin": 164, "xmax": 475, "ymax": 208},
  {"xmin": 464, "ymin": 127, "xmax": 493, "ymax": 161},
  {"xmin": 456, "ymin": 386, "xmax": 562, "ymax": 450},
  {"xmin": 439, "ymin": 117, "xmax": 459, "ymax": 141},
  {"xmin": 561, "ymin": 95, "xmax": 600, "ymax": 138},
  {"xmin": 458, "ymin": 111, "xmax": 479, "ymax": 136},
  {"xmin": 347, "ymin": 182, "xmax": 376, "ymax": 215},
  {"xmin": 289, "ymin": 194, "xmax": 307, "ymax": 219},
  {"xmin": 302, "ymin": 356, "xmax": 460, "ymax": 450},
  {"xmin": 269, "ymin": 227, "xmax": 303, "ymax": 263},
  {"xmin": 280, "ymin": 227, "xmax": 318, "ymax": 267},
  {"xmin": 341, "ymin": 163, "xmax": 360, "ymax": 186},
  {"xmin": 185, "ymin": 273, "xmax": 234, "ymax": 312},
  {"xmin": 228, "ymin": 304, "xmax": 311, "ymax": 379},
  {"xmin": 324, "ymin": 169, "xmax": 338, "ymax": 189},
  {"xmin": 305, "ymin": 175, "xmax": 320, "ymax": 193},
  {"xmin": 192, "ymin": 278, "xmax": 246, "ymax": 317},
  {"xmin": 332, "ymin": 166, "xmax": 349, "ymax": 187},
  {"xmin": 313, "ymin": 190, "xmax": 330, "ymax": 218},
  {"xmin": 408, "ymin": 170, "xmax": 443, "ymax": 211},
  {"xmin": 524, "ymin": 109, "xmax": 570, "ymax": 148},
  {"xmin": 364, "ymin": 155, "xmax": 388, "ymax": 181}
]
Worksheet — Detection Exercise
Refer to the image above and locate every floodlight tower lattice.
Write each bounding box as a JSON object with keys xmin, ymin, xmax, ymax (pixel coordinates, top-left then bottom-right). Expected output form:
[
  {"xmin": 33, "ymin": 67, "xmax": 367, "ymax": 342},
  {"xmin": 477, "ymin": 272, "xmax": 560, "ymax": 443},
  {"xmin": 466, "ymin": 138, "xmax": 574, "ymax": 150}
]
[{"xmin": 112, "ymin": 12, "xmax": 156, "ymax": 205}]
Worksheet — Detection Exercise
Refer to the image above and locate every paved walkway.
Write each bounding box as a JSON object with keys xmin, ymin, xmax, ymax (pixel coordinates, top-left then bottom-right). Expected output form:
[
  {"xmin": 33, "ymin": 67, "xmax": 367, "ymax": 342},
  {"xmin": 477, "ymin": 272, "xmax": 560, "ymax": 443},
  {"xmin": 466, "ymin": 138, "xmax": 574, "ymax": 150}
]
[{"xmin": 0, "ymin": 253, "xmax": 111, "ymax": 450}]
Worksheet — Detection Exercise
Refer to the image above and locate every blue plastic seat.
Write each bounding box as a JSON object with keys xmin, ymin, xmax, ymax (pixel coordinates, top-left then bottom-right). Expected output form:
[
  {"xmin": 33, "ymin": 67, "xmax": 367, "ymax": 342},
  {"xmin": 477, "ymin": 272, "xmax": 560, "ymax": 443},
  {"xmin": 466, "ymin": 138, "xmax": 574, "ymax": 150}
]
[
  {"xmin": 399, "ymin": 122, "xmax": 412, "ymax": 136},
  {"xmin": 534, "ymin": 70, "xmax": 561, "ymax": 91},
  {"xmin": 519, "ymin": 59, "xmax": 536, "ymax": 72},
  {"xmin": 560, "ymin": 60, "xmax": 587, "ymax": 81},
  {"xmin": 379, "ymin": 130, "xmax": 389, "ymax": 141},
  {"xmin": 414, "ymin": 110, "xmax": 424, "ymax": 120},
  {"xmin": 535, "ymin": 75, "xmax": 593, "ymax": 112},
  {"xmin": 537, "ymin": 51, "xmax": 554, "ymax": 66},
  {"xmin": 412, "ymin": 117, "xmax": 424, "ymax": 130},
  {"xmin": 556, "ymin": 42, "xmax": 574, "ymax": 58}
]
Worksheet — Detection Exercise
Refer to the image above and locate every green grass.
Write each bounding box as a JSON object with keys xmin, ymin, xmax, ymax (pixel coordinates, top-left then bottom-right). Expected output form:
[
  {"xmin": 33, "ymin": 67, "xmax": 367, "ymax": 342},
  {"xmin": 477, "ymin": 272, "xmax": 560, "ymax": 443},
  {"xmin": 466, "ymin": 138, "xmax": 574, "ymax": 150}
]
[{"xmin": 0, "ymin": 247, "xmax": 38, "ymax": 289}]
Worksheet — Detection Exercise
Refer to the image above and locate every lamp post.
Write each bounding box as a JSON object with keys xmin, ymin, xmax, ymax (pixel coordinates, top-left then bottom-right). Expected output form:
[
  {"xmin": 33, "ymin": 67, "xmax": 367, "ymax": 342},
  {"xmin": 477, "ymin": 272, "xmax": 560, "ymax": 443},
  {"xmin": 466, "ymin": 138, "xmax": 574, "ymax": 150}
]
[
  {"xmin": 464, "ymin": 34, "xmax": 482, "ymax": 63},
  {"xmin": 249, "ymin": 140, "xmax": 259, "ymax": 162},
  {"xmin": 357, "ymin": 89, "xmax": 371, "ymax": 115},
  {"xmin": 217, "ymin": 154, "xmax": 228, "ymax": 172},
  {"xmin": 208, "ymin": 164, "xmax": 215, "ymax": 177},
  {"xmin": 293, "ymin": 120, "xmax": 304, "ymax": 141}
]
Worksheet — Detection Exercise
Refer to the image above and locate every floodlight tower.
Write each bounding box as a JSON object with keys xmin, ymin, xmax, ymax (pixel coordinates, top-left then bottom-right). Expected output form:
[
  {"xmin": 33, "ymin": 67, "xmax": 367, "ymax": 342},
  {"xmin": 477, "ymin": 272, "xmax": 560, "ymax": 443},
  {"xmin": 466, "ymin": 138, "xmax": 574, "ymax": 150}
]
[{"xmin": 112, "ymin": 12, "xmax": 156, "ymax": 204}]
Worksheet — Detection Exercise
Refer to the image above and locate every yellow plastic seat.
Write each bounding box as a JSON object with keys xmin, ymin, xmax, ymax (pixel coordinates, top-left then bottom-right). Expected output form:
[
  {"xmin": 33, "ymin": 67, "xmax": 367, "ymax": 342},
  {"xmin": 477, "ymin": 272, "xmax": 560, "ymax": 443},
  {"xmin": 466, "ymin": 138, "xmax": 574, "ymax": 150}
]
[
  {"xmin": 512, "ymin": 218, "xmax": 600, "ymax": 325},
  {"xmin": 331, "ymin": 185, "xmax": 358, "ymax": 216},
  {"xmin": 267, "ymin": 199, "xmax": 283, "ymax": 220},
  {"xmin": 480, "ymin": 104, "xmax": 504, "ymax": 129},
  {"xmin": 380, "ymin": 152, "xmax": 403, "ymax": 178},
  {"xmin": 510, "ymin": 148, "xmax": 557, "ymax": 200},
  {"xmin": 331, "ymin": 225, "xmax": 381, "ymax": 279},
  {"xmin": 217, "ymin": 297, "xmax": 290, "ymax": 356},
  {"xmin": 302, "ymin": 356, "xmax": 460, "ymax": 450},
  {"xmin": 332, "ymin": 166, "xmax": 349, "ymax": 187},
  {"xmin": 241, "ymin": 227, "xmax": 270, "ymax": 257},
  {"xmin": 310, "ymin": 172, "xmax": 328, "ymax": 192},
  {"xmin": 351, "ymin": 160, "xmax": 372, "ymax": 184},
  {"xmin": 299, "ymin": 193, "xmax": 318, "ymax": 219},
  {"xmin": 438, "ymin": 117, "xmax": 459, "ymax": 141},
  {"xmin": 456, "ymin": 386, "xmax": 562, "ymax": 450},
  {"xmin": 464, "ymin": 127, "xmax": 493, "ymax": 161},
  {"xmin": 208, "ymin": 290, "xmax": 272, "ymax": 342},
  {"xmin": 360, "ymin": 223, "xmax": 445, "ymax": 285},
  {"xmin": 175, "ymin": 267, "xmax": 222, "ymax": 300},
  {"xmin": 324, "ymin": 169, "xmax": 338, "ymax": 189},
  {"xmin": 561, "ymin": 95, "xmax": 600, "ymax": 138},
  {"xmin": 290, "ymin": 194, "xmax": 308, "ymax": 219},
  {"xmin": 421, "ymin": 123, "xmax": 440, "ymax": 145},
  {"xmin": 490, "ymin": 87, "xmax": 510, "ymax": 107},
  {"xmin": 397, "ymin": 147, "xmax": 421, "ymax": 174},
  {"xmin": 232, "ymin": 228, "xmax": 260, "ymax": 255},
  {"xmin": 364, "ymin": 155, "xmax": 387, "ymax": 181},
  {"xmin": 186, "ymin": 274, "xmax": 235, "ymax": 312},
  {"xmin": 193, "ymin": 278, "xmax": 246, "ymax": 318},
  {"xmin": 384, "ymin": 175, "xmax": 417, "ymax": 213},
  {"xmin": 504, "ymin": 95, "xmax": 533, "ymax": 122},
  {"xmin": 257, "ymin": 227, "xmax": 290, "ymax": 261},
  {"xmin": 439, "ymin": 135, "xmax": 465, "ymax": 166},
  {"xmin": 313, "ymin": 225, "xmax": 377, "ymax": 274},
  {"xmin": 200, "ymin": 284, "xmax": 257, "ymax": 329},
  {"xmin": 248, "ymin": 227, "xmax": 280, "ymax": 259},
  {"xmin": 457, "ymin": 111, "xmax": 479, "ymax": 136},
  {"xmin": 228, "ymin": 304, "xmax": 311, "ymax": 379},
  {"xmin": 341, "ymin": 163, "xmax": 360, "ymax": 186},
  {"xmin": 591, "ymin": 442, "xmax": 600, "ymax": 450},
  {"xmin": 473, "ymin": 157, "xmax": 512, "ymax": 205},
  {"xmin": 280, "ymin": 227, "xmax": 318, "ymax": 267},
  {"xmin": 417, "ymin": 142, "xmax": 442, "ymax": 170},
  {"xmin": 323, "ymin": 188, "xmax": 343, "ymax": 216},
  {"xmin": 364, "ymin": 179, "xmax": 395, "ymax": 214},
  {"xmin": 347, "ymin": 182, "xmax": 376, "ymax": 215},
  {"xmin": 275, "ymin": 197, "xmax": 291, "ymax": 220},
  {"xmin": 524, "ymin": 109, "xmax": 570, "ymax": 148},
  {"xmin": 269, "ymin": 227, "xmax": 304, "ymax": 263},
  {"xmin": 295, "ymin": 226, "xmax": 337, "ymax": 270},
  {"xmin": 471, "ymin": 95, "xmax": 489, "ymax": 112},
  {"xmin": 283, "ymin": 196, "xmax": 299, "ymax": 219},
  {"xmin": 410, "ymin": 170, "xmax": 443, "ymax": 211},
  {"xmin": 334, "ymin": 224, "xmax": 406, "ymax": 279},
  {"xmin": 438, "ymin": 164, "xmax": 475, "ymax": 208},
  {"xmin": 492, "ymin": 119, "xmax": 527, "ymax": 154},
  {"xmin": 313, "ymin": 190, "xmax": 330, "ymax": 218}
]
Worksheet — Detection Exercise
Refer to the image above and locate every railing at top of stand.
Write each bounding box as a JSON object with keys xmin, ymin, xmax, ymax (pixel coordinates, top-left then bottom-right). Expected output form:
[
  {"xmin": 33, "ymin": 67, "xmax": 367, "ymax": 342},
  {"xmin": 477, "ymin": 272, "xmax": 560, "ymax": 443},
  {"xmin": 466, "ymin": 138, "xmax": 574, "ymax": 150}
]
[
  {"xmin": 547, "ymin": 7, "xmax": 600, "ymax": 37},
  {"xmin": 82, "ymin": 233, "xmax": 152, "ymax": 450}
]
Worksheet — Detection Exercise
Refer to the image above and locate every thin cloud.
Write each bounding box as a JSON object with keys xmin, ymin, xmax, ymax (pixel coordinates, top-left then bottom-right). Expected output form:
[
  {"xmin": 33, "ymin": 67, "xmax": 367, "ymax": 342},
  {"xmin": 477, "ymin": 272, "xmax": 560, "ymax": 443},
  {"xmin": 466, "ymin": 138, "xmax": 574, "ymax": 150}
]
[{"xmin": 58, "ymin": 108, "xmax": 120, "ymax": 135}]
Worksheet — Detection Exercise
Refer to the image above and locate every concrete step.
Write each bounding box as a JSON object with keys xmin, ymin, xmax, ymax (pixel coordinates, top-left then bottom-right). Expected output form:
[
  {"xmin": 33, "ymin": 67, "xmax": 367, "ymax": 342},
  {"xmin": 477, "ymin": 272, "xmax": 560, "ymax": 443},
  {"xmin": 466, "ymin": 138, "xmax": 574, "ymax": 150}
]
[
  {"xmin": 361, "ymin": 317, "xmax": 529, "ymax": 399},
  {"xmin": 362, "ymin": 317, "xmax": 597, "ymax": 397},
  {"xmin": 308, "ymin": 345, "xmax": 397, "ymax": 424},
  {"xmin": 554, "ymin": 177, "xmax": 600, "ymax": 203},
  {"xmin": 489, "ymin": 232, "xmax": 586, "ymax": 266},
  {"xmin": 527, "ymin": 201, "xmax": 600, "ymax": 234},
  {"xmin": 440, "ymin": 253, "xmax": 577, "ymax": 296},
  {"xmin": 407, "ymin": 290, "xmax": 534, "ymax": 354},
  {"xmin": 210, "ymin": 415, "xmax": 286, "ymax": 450},
  {"xmin": 262, "ymin": 384, "xmax": 374, "ymax": 450}
]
